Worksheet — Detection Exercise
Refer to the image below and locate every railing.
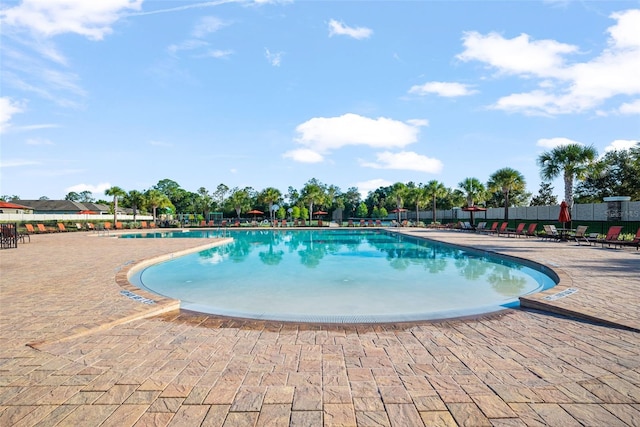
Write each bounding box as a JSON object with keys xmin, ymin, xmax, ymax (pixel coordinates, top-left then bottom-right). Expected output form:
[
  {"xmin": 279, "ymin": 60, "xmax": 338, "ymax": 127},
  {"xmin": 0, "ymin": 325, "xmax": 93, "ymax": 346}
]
[{"xmin": 1, "ymin": 223, "xmax": 18, "ymax": 249}]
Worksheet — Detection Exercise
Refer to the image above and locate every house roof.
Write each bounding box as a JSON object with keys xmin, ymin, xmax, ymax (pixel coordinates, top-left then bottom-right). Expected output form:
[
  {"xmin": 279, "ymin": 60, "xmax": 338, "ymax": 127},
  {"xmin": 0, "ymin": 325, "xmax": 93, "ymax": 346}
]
[
  {"xmin": 0, "ymin": 201, "xmax": 33, "ymax": 210},
  {"xmin": 17, "ymin": 200, "xmax": 89, "ymax": 211}
]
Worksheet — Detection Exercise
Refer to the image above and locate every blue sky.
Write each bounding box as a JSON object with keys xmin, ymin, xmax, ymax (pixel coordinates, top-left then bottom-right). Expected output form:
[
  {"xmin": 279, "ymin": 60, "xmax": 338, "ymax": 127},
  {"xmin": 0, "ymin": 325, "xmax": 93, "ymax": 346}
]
[{"xmin": 1, "ymin": 0, "xmax": 639, "ymax": 202}]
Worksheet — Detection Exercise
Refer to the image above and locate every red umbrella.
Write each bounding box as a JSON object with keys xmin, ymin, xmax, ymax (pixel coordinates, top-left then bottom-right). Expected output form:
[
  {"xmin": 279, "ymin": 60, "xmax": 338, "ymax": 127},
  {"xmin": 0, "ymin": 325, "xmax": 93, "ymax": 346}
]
[
  {"xmin": 313, "ymin": 211, "xmax": 328, "ymax": 215},
  {"xmin": 78, "ymin": 210, "xmax": 97, "ymax": 214},
  {"xmin": 247, "ymin": 209, "xmax": 263, "ymax": 215},
  {"xmin": 461, "ymin": 205, "xmax": 487, "ymax": 226},
  {"xmin": 558, "ymin": 201, "xmax": 571, "ymax": 227}
]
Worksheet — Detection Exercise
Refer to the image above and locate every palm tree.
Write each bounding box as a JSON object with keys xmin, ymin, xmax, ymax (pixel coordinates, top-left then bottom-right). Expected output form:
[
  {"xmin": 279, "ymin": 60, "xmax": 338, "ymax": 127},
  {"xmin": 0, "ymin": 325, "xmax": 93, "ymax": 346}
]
[
  {"xmin": 300, "ymin": 181, "xmax": 326, "ymax": 224},
  {"xmin": 105, "ymin": 186, "xmax": 126, "ymax": 225},
  {"xmin": 407, "ymin": 185, "xmax": 427, "ymax": 225},
  {"xmin": 144, "ymin": 189, "xmax": 172, "ymax": 224},
  {"xmin": 423, "ymin": 180, "xmax": 447, "ymax": 224},
  {"xmin": 390, "ymin": 182, "xmax": 408, "ymax": 223},
  {"xmin": 537, "ymin": 143, "xmax": 598, "ymax": 207},
  {"xmin": 125, "ymin": 190, "xmax": 145, "ymax": 223},
  {"xmin": 458, "ymin": 177, "xmax": 485, "ymax": 207},
  {"xmin": 487, "ymin": 168, "xmax": 526, "ymax": 221},
  {"xmin": 258, "ymin": 187, "xmax": 282, "ymax": 223},
  {"xmin": 228, "ymin": 187, "xmax": 252, "ymax": 219}
]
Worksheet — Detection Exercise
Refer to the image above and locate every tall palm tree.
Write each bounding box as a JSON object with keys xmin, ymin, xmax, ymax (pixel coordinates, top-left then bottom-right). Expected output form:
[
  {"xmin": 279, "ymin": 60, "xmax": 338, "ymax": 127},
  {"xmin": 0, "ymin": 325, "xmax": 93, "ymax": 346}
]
[
  {"xmin": 144, "ymin": 189, "xmax": 172, "ymax": 224},
  {"xmin": 390, "ymin": 182, "xmax": 408, "ymax": 222},
  {"xmin": 105, "ymin": 186, "xmax": 126, "ymax": 225},
  {"xmin": 487, "ymin": 168, "xmax": 526, "ymax": 221},
  {"xmin": 407, "ymin": 185, "xmax": 427, "ymax": 225},
  {"xmin": 458, "ymin": 177, "xmax": 485, "ymax": 207},
  {"xmin": 424, "ymin": 180, "xmax": 447, "ymax": 224},
  {"xmin": 537, "ymin": 143, "xmax": 598, "ymax": 207},
  {"xmin": 300, "ymin": 182, "xmax": 326, "ymax": 224},
  {"xmin": 259, "ymin": 187, "xmax": 282, "ymax": 223},
  {"xmin": 228, "ymin": 187, "xmax": 252, "ymax": 219},
  {"xmin": 125, "ymin": 190, "xmax": 145, "ymax": 223}
]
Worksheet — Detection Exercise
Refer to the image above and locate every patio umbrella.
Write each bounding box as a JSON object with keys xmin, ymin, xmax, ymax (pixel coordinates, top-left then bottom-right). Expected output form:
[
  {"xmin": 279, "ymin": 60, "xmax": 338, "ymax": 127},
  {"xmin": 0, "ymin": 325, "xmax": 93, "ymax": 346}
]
[
  {"xmin": 313, "ymin": 210, "xmax": 328, "ymax": 216},
  {"xmin": 558, "ymin": 201, "xmax": 571, "ymax": 228},
  {"xmin": 247, "ymin": 209, "xmax": 264, "ymax": 220},
  {"xmin": 461, "ymin": 205, "xmax": 487, "ymax": 226},
  {"xmin": 78, "ymin": 210, "xmax": 97, "ymax": 214},
  {"xmin": 391, "ymin": 208, "xmax": 408, "ymax": 222}
]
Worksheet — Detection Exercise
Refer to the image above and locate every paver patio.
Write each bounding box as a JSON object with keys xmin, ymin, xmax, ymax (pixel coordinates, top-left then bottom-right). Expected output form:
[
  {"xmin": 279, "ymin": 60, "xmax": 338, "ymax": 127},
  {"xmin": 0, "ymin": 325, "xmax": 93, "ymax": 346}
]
[{"xmin": 0, "ymin": 228, "xmax": 639, "ymax": 426}]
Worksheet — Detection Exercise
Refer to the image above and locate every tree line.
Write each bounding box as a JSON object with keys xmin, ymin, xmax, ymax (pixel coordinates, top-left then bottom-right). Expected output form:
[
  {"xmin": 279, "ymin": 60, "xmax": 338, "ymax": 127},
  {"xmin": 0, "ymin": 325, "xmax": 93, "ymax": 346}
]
[{"xmin": 3, "ymin": 143, "xmax": 638, "ymax": 224}]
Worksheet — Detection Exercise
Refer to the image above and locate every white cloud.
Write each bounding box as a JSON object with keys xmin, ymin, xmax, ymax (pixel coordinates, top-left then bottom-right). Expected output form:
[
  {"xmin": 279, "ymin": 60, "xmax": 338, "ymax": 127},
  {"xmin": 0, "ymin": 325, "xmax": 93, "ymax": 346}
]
[
  {"xmin": 354, "ymin": 178, "xmax": 392, "ymax": 198},
  {"xmin": 406, "ymin": 119, "xmax": 429, "ymax": 127},
  {"xmin": 359, "ymin": 151, "xmax": 443, "ymax": 173},
  {"xmin": 282, "ymin": 148, "xmax": 324, "ymax": 163},
  {"xmin": 457, "ymin": 9, "xmax": 640, "ymax": 115},
  {"xmin": 619, "ymin": 99, "xmax": 640, "ymax": 114},
  {"xmin": 536, "ymin": 137, "xmax": 583, "ymax": 149},
  {"xmin": 192, "ymin": 16, "xmax": 228, "ymax": 38},
  {"xmin": 0, "ymin": 97, "xmax": 24, "ymax": 133},
  {"xmin": 409, "ymin": 82, "xmax": 478, "ymax": 97},
  {"xmin": 66, "ymin": 182, "xmax": 112, "ymax": 197},
  {"xmin": 201, "ymin": 49, "xmax": 234, "ymax": 59},
  {"xmin": 294, "ymin": 113, "xmax": 420, "ymax": 153},
  {"xmin": 0, "ymin": 0, "xmax": 143, "ymax": 40},
  {"xmin": 604, "ymin": 139, "xmax": 638, "ymax": 152},
  {"xmin": 265, "ymin": 48, "xmax": 283, "ymax": 66},
  {"xmin": 328, "ymin": 19, "xmax": 372, "ymax": 40},
  {"xmin": 168, "ymin": 40, "xmax": 209, "ymax": 55},
  {"xmin": 458, "ymin": 31, "xmax": 576, "ymax": 78}
]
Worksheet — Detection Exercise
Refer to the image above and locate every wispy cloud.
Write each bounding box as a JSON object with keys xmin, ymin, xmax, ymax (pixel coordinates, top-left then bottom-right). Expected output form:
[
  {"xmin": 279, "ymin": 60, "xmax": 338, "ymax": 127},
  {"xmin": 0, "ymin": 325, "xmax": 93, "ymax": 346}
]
[
  {"xmin": 192, "ymin": 16, "xmax": 229, "ymax": 38},
  {"xmin": 265, "ymin": 48, "xmax": 284, "ymax": 66},
  {"xmin": 328, "ymin": 19, "xmax": 372, "ymax": 40},
  {"xmin": 0, "ymin": 96, "xmax": 24, "ymax": 133},
  {"xmin": 409, "ymin": 82, "xmax": 478, "ymax": 97},
  {"xmin": 359, "ymin": 151, "xmax": 443, "ymax": 173},
  {"xmin": 26, "ymin": 137, "xmax": 54, "ymax": 146},
  {"xmin": 0, "ymin": 159, "xmax": 41, "ymax": 168}
]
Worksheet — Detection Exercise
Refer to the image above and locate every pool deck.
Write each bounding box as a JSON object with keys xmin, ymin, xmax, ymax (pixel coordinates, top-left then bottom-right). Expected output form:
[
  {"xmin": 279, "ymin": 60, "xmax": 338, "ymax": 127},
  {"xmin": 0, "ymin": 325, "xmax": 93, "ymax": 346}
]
[{"xmin": 0, "ymin": 228, "xmax": 638, "ymax": 426}]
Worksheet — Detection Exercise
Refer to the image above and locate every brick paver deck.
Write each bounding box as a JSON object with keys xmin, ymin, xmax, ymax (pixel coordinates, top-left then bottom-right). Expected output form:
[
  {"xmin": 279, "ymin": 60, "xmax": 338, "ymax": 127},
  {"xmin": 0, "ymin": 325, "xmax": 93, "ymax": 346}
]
[{"xmin": 1, "ymin": 228, "xmax": 639, "ymax": 426}]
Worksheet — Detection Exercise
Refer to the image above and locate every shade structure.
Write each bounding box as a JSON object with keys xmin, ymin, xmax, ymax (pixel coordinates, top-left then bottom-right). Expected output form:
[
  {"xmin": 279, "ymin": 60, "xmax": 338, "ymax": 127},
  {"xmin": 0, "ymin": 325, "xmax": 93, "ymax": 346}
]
[
  {"xmin": 461, "ymin": 205, "xmax": 487, "ymax": 226},
  {"xmin": 558, "ymin": 201, "xmax": 571, "ymax": 226},
  {"xmin": 390, "ymin": 208, "xmax": 408, "ymax": 213},
  {"xmin": 313, "ymin": 211, "xmax": 327, "ymax": 215},
  {"xmin": 247, "ymin": 209, "xmax": 264, "ymax": 215}
]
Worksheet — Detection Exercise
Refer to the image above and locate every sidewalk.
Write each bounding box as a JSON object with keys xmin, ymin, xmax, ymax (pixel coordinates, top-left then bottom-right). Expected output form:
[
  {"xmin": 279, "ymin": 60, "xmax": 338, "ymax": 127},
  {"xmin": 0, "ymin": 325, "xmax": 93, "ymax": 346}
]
[{"xmin": 0, "ymin": 229, "xmax": 638, "ymax": 426}]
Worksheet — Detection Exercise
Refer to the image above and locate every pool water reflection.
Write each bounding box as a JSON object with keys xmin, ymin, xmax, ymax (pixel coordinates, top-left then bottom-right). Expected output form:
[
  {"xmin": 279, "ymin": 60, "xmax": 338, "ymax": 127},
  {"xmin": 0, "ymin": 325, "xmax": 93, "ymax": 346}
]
[{"xmin": 126, "ymin": 229, "xmax": 557, "ymax": 322}]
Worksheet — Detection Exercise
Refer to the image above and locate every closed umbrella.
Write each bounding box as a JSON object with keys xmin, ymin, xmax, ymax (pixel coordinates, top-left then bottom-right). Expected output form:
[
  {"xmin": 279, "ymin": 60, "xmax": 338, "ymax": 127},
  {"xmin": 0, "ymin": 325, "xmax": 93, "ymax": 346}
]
[{"xmin": 558, "ymin": 201, "xmax": 571, "ymax": 228}]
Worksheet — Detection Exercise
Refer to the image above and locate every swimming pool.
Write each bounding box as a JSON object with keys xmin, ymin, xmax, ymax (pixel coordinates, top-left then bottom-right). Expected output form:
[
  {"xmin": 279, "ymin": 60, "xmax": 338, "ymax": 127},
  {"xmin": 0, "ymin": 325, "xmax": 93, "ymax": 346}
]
[{"xmin": 125, "ymin": 229, "xmax": 557, "ymax": 322}]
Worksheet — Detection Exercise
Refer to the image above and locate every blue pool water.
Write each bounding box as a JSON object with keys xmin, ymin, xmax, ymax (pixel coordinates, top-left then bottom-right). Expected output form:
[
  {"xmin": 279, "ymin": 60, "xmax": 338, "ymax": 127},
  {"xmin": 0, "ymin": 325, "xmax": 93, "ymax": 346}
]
[{"xmin": 124, "ymin": 229, "xmax": 557, "ymax": 323}]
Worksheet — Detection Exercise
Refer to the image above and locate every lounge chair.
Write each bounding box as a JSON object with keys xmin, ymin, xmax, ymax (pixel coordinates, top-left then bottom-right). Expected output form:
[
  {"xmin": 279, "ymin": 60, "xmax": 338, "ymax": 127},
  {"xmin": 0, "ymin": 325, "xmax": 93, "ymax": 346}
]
[
  {"xmin": 525, "ymin": 223, "xmax": 538, "ymax": 237},
  {"xmin": 594, "ymin": 225, "xmax": 624, "ymax": 248},
  {"xmin": 140, "ymin": 221, "xmax": 149, "ymax": 229},
  {"xmin": 506, "ymin": 223, "xmax": 526, "ymax": 238},
  {"xmin": 475, "ymin": 222, "xmax": 487, "ymax": 232},
  {"xmin": 57, "ymin": 223, "xmax": 69, "ymax": 232},
  {"xmin": 541, "ymin": 224, "xmax": 561, "ymax": 241},
  {"xmin": 572, "ymin": 225, "xmax": 591, "ymax": 246},
  {"xmin": 483, "ymin": 222, "xmax": 499, "ymax": 234},
  {"xmin": 25, "ymin": 224, "xmax": 36, "ymax": 234},
  {"xmin": 37, "ymin": 223, "xmax": 54, "ymax": 233},
  {"xmin": 377, "ymin": 220, "xmax": 382, "ymax": 227},
  {"xmin": 619, "ymin": 227, "xmax": 640, "ymax": 250},
  {"xmin": 360, "ymin": 219, "xmax": 365, "ymax": 227},
  {"xmin": 496, "ymin": 222, "xmax": 509, "ymax": 236},
  {"xmin": 348, "ymin": 220, "xmax": 354, "ymax": 227},
  {"xmin": 282, "ymin": 220, "xmax": 288, "ymax": 227},
  {"xmin": 86, "ymin": 223, "xmax": 96, "ymax": 231}
]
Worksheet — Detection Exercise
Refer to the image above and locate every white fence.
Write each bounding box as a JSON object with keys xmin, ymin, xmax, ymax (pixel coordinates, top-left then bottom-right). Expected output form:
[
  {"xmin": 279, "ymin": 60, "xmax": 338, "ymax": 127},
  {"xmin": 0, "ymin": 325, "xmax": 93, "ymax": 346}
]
[
  {"xmin": 0, "ymin": 213, "xmax": 154, "ymax": 222},
  {"xmin": 408, "ymin": 201, "xmax": 640, "ymax": 222}
]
